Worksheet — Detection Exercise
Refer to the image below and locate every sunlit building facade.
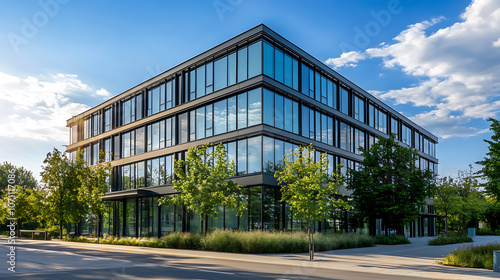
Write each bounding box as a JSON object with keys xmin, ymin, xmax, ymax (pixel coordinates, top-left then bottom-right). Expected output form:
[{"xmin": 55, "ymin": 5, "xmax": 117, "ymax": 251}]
[{"xmin": 66, "ymin": 25, "xmax": 438, "ymax": 238}]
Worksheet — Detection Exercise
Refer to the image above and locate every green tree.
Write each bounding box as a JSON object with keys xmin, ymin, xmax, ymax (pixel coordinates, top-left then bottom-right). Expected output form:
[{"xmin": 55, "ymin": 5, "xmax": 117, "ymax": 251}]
[
  {"xmin": 347, "ymin": 134, "xmax": 436, "ymax": 236},
  {"xmin": 1, "ymin": 185, "xmax": 43, "ymax": 235},
  {"xmin": 433, "ymin": 176, "xmax": 460, "ymax": 236},
  {"xmin": 452, "ymin": 169, "xmax": 488, "ymax": 233},
  {"xmin": 477, "ymin": 118, "xmax": 500, "ymax": 200},
  {"xmin": 0, "ymin": 162, "xmax": 38, "ymax": 195},
  {"xmin": 78, "ymin": 149, "xmax": 112, "ymax": 241},
  {"xmin": 482, "ymin": 199, "xmax": 500, "ymax": 231},
  {"xmin": 40, "ymin": 148, "xmax": 87, "ymax": 238},
  {"xmin": 158, "ymin": 143, "xmax": 243, "ymax": 235},
  {"xmin": 275, "ymin": 145, "xmax": 346, "ymax": 261}
]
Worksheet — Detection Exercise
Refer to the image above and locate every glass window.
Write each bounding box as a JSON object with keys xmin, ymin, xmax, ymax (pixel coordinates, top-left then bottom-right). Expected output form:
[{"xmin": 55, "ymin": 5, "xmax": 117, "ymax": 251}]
[
  {"xmin": 159, "ymin": 84, "xmax": 166, "ymax": 112},
  {"xmin": 103, "ymin": 109, "xmax": 111, "ymax": 133},
  {"xmin": 248, "ymin": 41, "xmax": 262, "ymax": 78},
  {"xmin": 315, "ymin": 72, "xmax": 321, "ymax": 102},
  {"xmin": 214, "ymin": 99, "xmax": 227, "ymax": 135},
  {"xmin": 328, "ymin": 117, "xmax": 334, "ymax": 146},
  {"xmin": 316, "ymin": 111, "xmax": 321, "ymax": 142},
  {"xmin": 391, "ymin": 117, "xmax": 399, "ymax": 137},
  {"xmin": 189, "ymin": 70, "xmax": 196, "ymax": 101},
  {"xmin": 179, "ymin": 112, "xmax": 188, "ymax": 144},
  {"xmin": 205, "ymin": 62, "xmax": 213, "ymax": 94},
  {"xmin": 113, "ymin": 135, "xmax": 120, "ymax": 160},
  {"xmin": 238, "ymin": 92, "xmax": 247, "ymax": 129},
  {"xmin": 190, "ymin": 110, "xmax": 196, "ymax": 141},
  {"xmin": 196, "ymin": 107, "xmax": 205, "ymax": 140},
  {"xmin": 293, "ymin": 101, "xmax": 299, "ymax": 134},
  {"xmin": 321, "ymin": 76, "xmax": 327, "ymax": 104},
  {"xmin": 301, "ymin": 105, "xmax": 309, "ymax": 138},
  {"xmin": 165, "ymin": 118, "xmax": 173, "ymax": 147},
  {"xmin": 340, "ymin": 122, "xmax": 348, "ymax": 151},
  {"xmin": 237, "ymin": 47, "xmax": 248, "ymax": 83},
  {"xmin": 274, "ymin": 139, "xmax": 284, "ymax": 168},
  {"xmin": 263, "ymin": 136, "xmax": 274, "ymax": 174},
  {"xmin": 196, "ymin": 65, "xmax": 205, "ymax": 98},
  {"xmin": 275, "ymin": 94, "xmax": 283, "ymax": 130},
  {"xmin": 263, "ymin": 41, "xmax": 274, "ymax": 78},
  {"xmin": 292, "ymin": 58, "xmax": 298, "ymax": 91},
  {"xmin": 284, "ymin": 97, "xmax": 293, "ymax": 132},
  {"xmin": 137, "ymin": 161, "xmax": 145, "ymax": 188},
  {"xmin": 379, "ymin": 110, "xmax": 387, "ymax": 134},
  {"xmin": 165, "ymin": 155, "xmax": 173, "ymax": 184},
  {"xmin": 166, "ymin": 80, "xmax": 173, "ymax": 109},
  {"xmin": 354, "ymin": 95, "xmax": 364, "ymax": 123},
  {"xmin": 274, "ymin": 49, "xmax": 283, "ymax": 83},
  {"xmin": 206, "ymin": 104, "xmax": 213, "ymax": 137},
  {"xmin": 284, "ymin": 54, "xmax": 292, "ymax": 88},
  {"xmin": 301, "ymin": 64, "xmax": 310, "ymax": 96},
  {"xmin": 263, "ymin": 89, "xmax": 274, "ymax": 126},
  {"xmin": 248, "ymin": 88, "xmax": 262, "ymax": 126},
  {"xmin": 152, "ymin": 86, "xmax": 160, "ymax": 115},
  {"xmin": 247, "ymin": 136, "xmax": 262, "ymax": 173},
  {"xmin": 214, "ymin": 56, "xmax": 228, "ymax": 92},
  {"xmin": 122, "ymin": 133, "xmax": 130, "ymax": 158},
  {"xmin": 123, "ymin": 100, "xmax": 131, "ymax": 125},
  {"xmin": 227, "ymin": 141, "xmax": 236, "ymax": 175},
  {"xmin": 340, "ymin": 87, "xmax": 349, "ymax": 115},
  {"xmin": 152, "ymin": 122, "xmax": 159, "ymax": 150},
  {"xmin": 321, "ymin": 114, "xmax": 327, "ymax": 144},
  {"xmin": 237, "ymin": 139, "xmax": 247, "ymax": 175},
  {"xmin": 228, "ymin": 52, "xmax": 237, "ymax": 86},
  {"xmin": 368, "ymin": 104, "xmax": 375, "ymax": 127},
  {"xmin": 228, "ymin": 96, "xmax": 237, "ymax": 131}
]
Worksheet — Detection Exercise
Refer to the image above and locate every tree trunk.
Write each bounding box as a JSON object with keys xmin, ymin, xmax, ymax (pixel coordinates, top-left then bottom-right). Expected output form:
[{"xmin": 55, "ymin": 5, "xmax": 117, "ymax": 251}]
[
  {"xmin": 308, "ymin": 227, "xmax": 313, "ymax": 261},
  {"xmin": 203, "ymin": 214, "xmax": 208, "ymax": 236},
  {"xmin": 445, "ymin": 215, "xmax": 448, "ymax": 237},
  {"xmin": 369, "ymin": 217, "xmax": 376, "ymax": 236},
  {"xmin": 97, "ymin": 215, "xmax": 100, "ymax": 244},
  {"xmin": 59, "ymin": 222, "xmax": 63, "ymax": 239}
]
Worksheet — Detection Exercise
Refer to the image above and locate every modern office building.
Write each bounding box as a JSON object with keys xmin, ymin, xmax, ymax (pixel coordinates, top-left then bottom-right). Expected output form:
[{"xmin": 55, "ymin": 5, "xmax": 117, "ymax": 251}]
[{"xmin": 66, "ymin": 25, "xmax": 438, "ymax": 238}]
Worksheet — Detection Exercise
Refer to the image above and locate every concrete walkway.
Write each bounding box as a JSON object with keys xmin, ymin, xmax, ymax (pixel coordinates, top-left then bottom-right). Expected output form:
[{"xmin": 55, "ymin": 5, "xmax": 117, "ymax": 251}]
[{"xmin": 15, "ymin": 235, "xmax": 500, "ymax": 279}]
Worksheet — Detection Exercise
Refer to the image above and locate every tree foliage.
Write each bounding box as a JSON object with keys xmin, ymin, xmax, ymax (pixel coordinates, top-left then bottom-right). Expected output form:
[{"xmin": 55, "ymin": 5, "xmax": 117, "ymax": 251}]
[
  {"xmin": 0, "ymin": 162, "xmax": 38, "ymax": 195},
  {"xmin": 40, "ymin": 148, "xmax": 87, "ymax": 238},
  {"xmin": 78, "ymin": 149, "xmax": 112, "ymax": 239},
  {"xmin": 159, "ymin": 143, "xmax": 243, "ymax": 234},
  {"xmin": 346, "ymin": 134, "xmax": 436, "ymax": 235},
  {"xmin": 275, "ymin": 144, "xmax": 347, "ymax": 260},
  {"xmin": 477, "ymin": 118, "xmax": 500, "ymax": 200}
]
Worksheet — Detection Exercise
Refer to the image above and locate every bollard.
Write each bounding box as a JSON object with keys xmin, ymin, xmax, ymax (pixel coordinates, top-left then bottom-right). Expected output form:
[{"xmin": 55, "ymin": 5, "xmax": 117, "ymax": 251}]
[
  {"xmin": 494, "ymin": 251, "xmax": 500, "ymax": 272},
  {"xmin": 468, "ymin": 228, "xmax": 476, "ymax": 237}
]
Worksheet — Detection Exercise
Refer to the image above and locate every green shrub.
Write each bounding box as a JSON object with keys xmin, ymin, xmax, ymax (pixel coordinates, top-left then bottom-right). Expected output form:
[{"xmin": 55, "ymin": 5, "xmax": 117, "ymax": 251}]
[
  {"xmin": 372, "ymin": 235, "xmax": 411, "ymax": 245},
  {"xmin": 63, "ymin": 229, "xmax": 375, "ymax": 253},
  {"xmin": 428, "ymin": 235, "xmax": 473, "ymax": 246},
  {"xmin": 477, "ymin": 228, "xmax": 500, "ymax": 236},
  {"xmin": 438, "ymin": 243, "xmax": 500, "ymax": 270}
]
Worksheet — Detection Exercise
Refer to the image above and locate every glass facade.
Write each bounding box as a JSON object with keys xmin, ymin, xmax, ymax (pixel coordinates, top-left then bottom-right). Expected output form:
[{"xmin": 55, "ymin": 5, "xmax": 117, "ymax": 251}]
[{"xmin": 70, "ymin": 28, "xmax": 438, "ymax": 238}]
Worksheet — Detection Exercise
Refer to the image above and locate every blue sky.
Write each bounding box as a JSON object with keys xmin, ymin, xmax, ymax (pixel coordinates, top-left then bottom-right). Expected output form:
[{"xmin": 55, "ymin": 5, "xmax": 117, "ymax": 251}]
[{"xmin": 1, "ymin": 0, "xmax": 499, "ymax": 180}]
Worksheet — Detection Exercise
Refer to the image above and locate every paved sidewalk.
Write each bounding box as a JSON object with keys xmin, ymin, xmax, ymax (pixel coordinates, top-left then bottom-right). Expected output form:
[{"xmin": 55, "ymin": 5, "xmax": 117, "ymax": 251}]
[{"xmin": 15, "ymin": 235, "xmax": 500, "ymax": 279}]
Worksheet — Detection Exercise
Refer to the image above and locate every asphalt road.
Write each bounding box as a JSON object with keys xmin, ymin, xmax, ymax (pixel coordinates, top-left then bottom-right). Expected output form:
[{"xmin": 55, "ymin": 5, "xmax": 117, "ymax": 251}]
[{"xmin": 1, "ymin": 239, "xmax": 444, "ymax": 280}]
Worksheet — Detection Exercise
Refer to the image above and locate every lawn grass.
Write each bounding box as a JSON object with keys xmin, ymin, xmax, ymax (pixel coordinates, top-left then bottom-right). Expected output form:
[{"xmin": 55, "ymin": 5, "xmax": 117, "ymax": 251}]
[
  {"xmin": 438, "ymin": 243, "xmax": 500, "ymax": 270},
  {"xmin": 64, "ymin": 229, "xmax": 375, "ymax": 254},
  {"xmin": 428, "ymin": 235, "xmax": 473, "ymax": 246}
]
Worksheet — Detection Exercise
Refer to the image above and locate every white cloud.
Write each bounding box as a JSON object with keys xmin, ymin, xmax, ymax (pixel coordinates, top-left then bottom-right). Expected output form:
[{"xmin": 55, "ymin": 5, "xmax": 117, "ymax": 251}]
[
  {"xmin": 0, "ymin": 72, "xmax": 109, "ymax": 142},
  {"xmin": 493, "ymin": 38, "xmax": 500, "ymax": 47},
  {"xmin": 325, "ymin": 51, "xmax": 367, "ymax": 69},
  {"xmin": 95, "ymin": 88, "xmax": 111, "ymax": 97},
  {"xmin": 325, "ymin": 0, "xmax": 500, "ymax": 138},
  {"xmin": 410, "ymin": 110, "xmax": 489, "ymax": 139}
]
